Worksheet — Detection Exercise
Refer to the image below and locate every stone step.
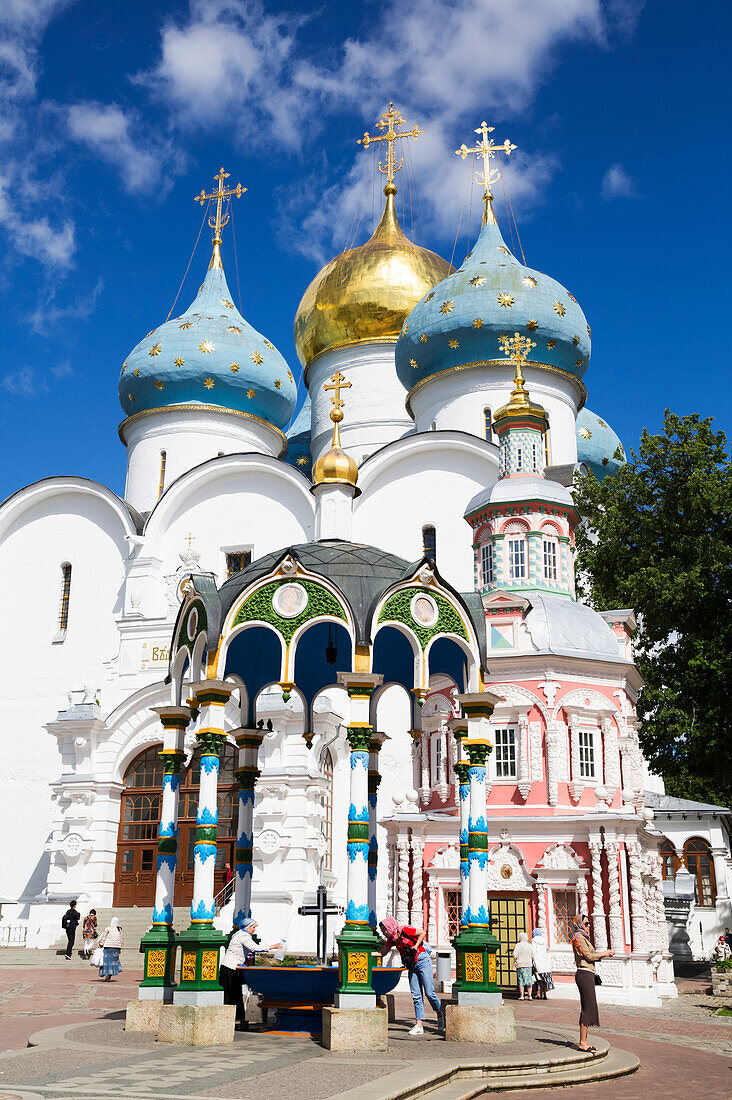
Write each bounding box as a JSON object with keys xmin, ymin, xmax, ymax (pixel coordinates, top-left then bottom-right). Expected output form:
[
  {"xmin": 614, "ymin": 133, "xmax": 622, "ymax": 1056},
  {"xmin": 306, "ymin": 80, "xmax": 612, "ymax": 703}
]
[{"xmin": 50, "ymin": 907, "xmax": 192, "ymax": 950}]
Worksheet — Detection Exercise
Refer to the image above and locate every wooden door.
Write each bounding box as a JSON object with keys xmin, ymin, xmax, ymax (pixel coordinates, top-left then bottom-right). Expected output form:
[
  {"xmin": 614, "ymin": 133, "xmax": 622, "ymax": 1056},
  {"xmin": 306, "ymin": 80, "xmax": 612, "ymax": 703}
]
[
  {"xmin": 490, "ymin": 895, "xmax": 529, "ymax": 990},
  {"xmin": 115, "ymin": 844, "xmax": 157, "ymax": 907}
]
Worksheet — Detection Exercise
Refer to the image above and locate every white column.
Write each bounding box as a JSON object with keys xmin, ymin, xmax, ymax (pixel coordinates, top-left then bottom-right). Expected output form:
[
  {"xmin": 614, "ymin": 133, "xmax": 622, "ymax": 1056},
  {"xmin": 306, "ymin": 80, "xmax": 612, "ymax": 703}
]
[
  {"xmin": 627, "ymin": 840, "xmax": 647, "ymax": 952},
  {"xmin": 367, "ymin": 733, "xmax": 385, "ymax": 925},
  {"xmin": 602, "ymin": 716, "xmax": 621, "ymax": 796},
  {"xmin": 535, "ymin": 883, "xmax": 548, "ymax": 938},
  {"xmin": 396, "ymin": 836, "xmax": 411, "ymax": 924},
  {"xmin": 233, "ymin": 727, "xmax": 265, "ymax": 928},
  {"xmin": 420, "ymin": 733, "xmax": 430, "ymax": 805},
  {"xmin": 577, "ymin": 875, "xmax": 589, "ymax": 925},
  {"xmin": 588, "ymin": 838, "xmax": 608, "ymax": 950},
  {"xmin": 386, "ymin": 839, "xmax": 396, "ymax": 917},
  {"xmin": 465, "ymin": 743, "xmax": 490, "ymax": 928},
  {"xmin": 455, "ymin": 760, "xmax": 470, "ymax": 929},
  {"xmin": 411, "ymin": 834, "xmax": 425, "ymax": 927},
  {"xmin": 569, "ymin": 716, "xmax": 582, "ymax": 803},
  {"xmin": 605, "ymin": 839, "xmax": 624, "ymax": 951},
  {"xmin": 545, "ymin": 729, "xmax": 559, "ymax": 807},
  {"xmin": 517, "ymin": 713, "xmax": 531, "ymax": 801},
  {"xmin": 428, "ymin": 885, "xmax": 438, "ymax": 945},
  {"xmin": 150, "ymin": 706, "xmax": 190, "ymax": 928}
]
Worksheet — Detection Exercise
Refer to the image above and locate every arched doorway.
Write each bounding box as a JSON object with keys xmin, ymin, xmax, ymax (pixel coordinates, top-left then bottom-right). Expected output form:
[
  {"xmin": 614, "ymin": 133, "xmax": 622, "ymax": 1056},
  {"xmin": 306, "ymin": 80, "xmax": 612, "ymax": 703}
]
[{"xmin": 114, "ymin": 743, "xmax": 239, "ymax": 908}]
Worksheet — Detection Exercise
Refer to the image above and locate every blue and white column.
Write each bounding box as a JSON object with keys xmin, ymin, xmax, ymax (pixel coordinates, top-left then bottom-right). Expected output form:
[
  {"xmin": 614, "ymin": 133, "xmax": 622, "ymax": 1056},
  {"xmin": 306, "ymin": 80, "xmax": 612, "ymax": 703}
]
[
  {"xmin": 367, "ymin": 732, "xmax": 386, "ymax": 927},
  {"xmin": 233, "ymin": 727, "xmax": 265, "ymax": 928}
]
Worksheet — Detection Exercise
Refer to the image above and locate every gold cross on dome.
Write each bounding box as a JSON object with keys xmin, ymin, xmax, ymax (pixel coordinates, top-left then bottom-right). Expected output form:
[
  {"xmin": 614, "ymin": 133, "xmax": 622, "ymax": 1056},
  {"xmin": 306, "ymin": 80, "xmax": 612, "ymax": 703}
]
[
  {"xmin": 184, "ymin": 532, "xmax": 195, "ymax": 549},
  {"xmin": 358, "ymin": 103, "xmax": 424, "ymax": 187},
  {"xmin": 195, "ymin": 167, "xmax": 246, "ymax": 246},
  {"xmin": 499, "ymin": 331, "xmax": 535, "ymax": 389},
  {"xmin": 456, "ymin": 122, "xmax": 516, "ymax": 220},
  {"xmin": 323, "ymin": 370, "xmax": 352, "ymax": 449}
]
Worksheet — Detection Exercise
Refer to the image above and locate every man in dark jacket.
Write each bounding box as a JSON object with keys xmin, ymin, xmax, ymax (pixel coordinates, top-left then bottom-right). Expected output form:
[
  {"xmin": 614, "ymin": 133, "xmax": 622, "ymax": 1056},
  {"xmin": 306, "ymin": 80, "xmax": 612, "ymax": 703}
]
[{"xmin": 62, "ymin": 900, "xmax": 80, "ymax": 959}]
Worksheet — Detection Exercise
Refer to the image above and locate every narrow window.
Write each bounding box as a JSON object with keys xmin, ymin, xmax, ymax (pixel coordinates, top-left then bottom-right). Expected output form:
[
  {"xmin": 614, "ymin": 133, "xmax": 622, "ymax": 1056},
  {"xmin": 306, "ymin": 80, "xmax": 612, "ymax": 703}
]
[
  {"xmin": 158, "ymin": 450, "xmax": 167, "ymax": 499},
  {"xmin": 225, "ymin": 550, "xmax": 252, "ymax": 580},
  {"xmin": 578, "ymin": 729, "xmax": 595, "ymax": 778},
  {"xmin": 494, "ymin": 727, "xmax": 517, "ymax": 778},
  {"xmin": 59, "ymin": 563, "xmax": 72, "ymax": 631},
  {"xmin": 516, "ymin": 445, "xmax": 523, "ymax": 470},
  {"xmin": 543, "ymin": 539, "xmax": 557, "ymax": 581},
  {"xmin": 422, "ymin": 525, "xmax": 436, "ymax": 561},
  {"xmin": 322, "ymin": 749, "xmax": 334, "ymax": 871},
  {"xmin": 508, "ymin": 537, "xmax": 526, "ymax": 580},
  {"xmin": 531, "ymin": 441, "xmax": 538, "ymax": 471},
  {"xmin": 480, "ymin": 542, "xmax": 495, "ymax": 585},
  {"xmin": 432, "ymin": 735, "xmax": 442, "ymax": 786},
  {"xmin": 683, "ymin": 838, "xmax": 716, "ymax": 906},
  {"xmin": 659, "ymin": 840, "xmax": 678, "ymax": 882},
  {"xmin": 553, "ymin": 890, "xmax": 577, "ymax": 943},
  {"xmin": 483, "ymin": 407, "xmax": 492, "ymax": 441},
  {"xmin": 544, "ymin": 423, "xmax": 551, "ymax": 466}
]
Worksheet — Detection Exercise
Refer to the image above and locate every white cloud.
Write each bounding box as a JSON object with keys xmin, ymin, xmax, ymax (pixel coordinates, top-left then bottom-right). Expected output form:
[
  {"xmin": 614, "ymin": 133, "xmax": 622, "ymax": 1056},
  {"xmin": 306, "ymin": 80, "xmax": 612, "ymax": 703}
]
[
  {"xmin": 0, "ymin": 170, "xmax": 75, "ymax": 267},
  {"xmin": 28, "ymin": 277, "xmax": 103, "ymax": 332},
  {"xmin": 0, "ymin": 365, "xmax": 48, "ymax": 396},
  {"xmin": 67, "ymin": 103, "xmax": 185, "ymax": 194},
  {"xmin": 601, "ymin": 162, "xmax": 636, "ymax": 199}
]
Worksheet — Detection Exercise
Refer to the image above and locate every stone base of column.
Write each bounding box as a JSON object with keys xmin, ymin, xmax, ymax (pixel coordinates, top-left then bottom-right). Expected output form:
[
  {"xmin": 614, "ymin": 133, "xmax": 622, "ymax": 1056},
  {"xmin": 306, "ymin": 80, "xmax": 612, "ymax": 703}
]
[
  {"xmin": 454, "ymin": 990, "xmax": 503, "ymax": 1007},
  {"xmin": 173, "ymin": 989, "xmax": 225, "ymax": 1007},
  {"xmin": 335, "ymin": 923, "xmax": 381, "ymax": 1001},
  {"xmin": 321, "ymin": 1006, "xmax": 388, "ymax": 1051},
  {"xmin": 125, "ymin": 999, "xmax": 164, "ymax": 1033},
  {"xmin": 157, "ymin": 1003, "xmax": 235, "ymax": 1045},
  {"xmin": 174, "ymin": 923, "xmax": 226, "ymax": 1002},
  {"xmin": 444, "ymin": 1003, "xmax": 516, "ymax": 1044},
  {"xmin": 451, "ymin": 926, "xmax": 501, "ymax": 998},
  {"xmin": 139, "ymin": 925, "xmax": 178, "ymax": 997},
  {"xmin": 334, "ymin": 991, "xmax": 376, "ymax": 1009}
]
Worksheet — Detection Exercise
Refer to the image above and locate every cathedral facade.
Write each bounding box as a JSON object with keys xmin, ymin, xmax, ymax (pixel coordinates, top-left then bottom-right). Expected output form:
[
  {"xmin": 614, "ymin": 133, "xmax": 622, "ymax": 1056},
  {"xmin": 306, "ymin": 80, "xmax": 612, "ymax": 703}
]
[{"xmin": 2, "ymin": 134, "xmax": 709, "ymax": 1005}]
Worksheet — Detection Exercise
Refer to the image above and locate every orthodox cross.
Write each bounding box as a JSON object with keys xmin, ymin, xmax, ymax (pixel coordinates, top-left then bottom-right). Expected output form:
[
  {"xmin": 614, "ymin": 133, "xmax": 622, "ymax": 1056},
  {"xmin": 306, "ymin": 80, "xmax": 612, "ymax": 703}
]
[
  {"xmin": 298, "ymin": 885, "xmax": 344, "ymax": 965},
  {"xmin": 195, "ymin": 166, "xmax": 246, "ymax": 245},
  {"xmin": 358, "ymin": 103, "xmax": 424, "ymax": 187},
  {"xmin": 456, "ymin": 122, "xmax": 516, "ymax": 221},
  {"xmin": 323, "ymin": 370, "xmax": 352, "ymax": 448},
  {"xmin": 499, "ymin": 331, "xmax": 536, "ymax": 389}
]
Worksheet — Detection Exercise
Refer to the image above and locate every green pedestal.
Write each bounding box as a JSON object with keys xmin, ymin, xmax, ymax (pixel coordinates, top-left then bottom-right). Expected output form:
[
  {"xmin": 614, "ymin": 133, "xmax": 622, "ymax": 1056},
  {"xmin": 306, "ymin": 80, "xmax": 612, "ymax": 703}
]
[
  {"xmin": 336, "ymin": 924, "xmax": 381, "ymax": 998},
  {"xmin": 451, "ymin": 925, "xmax": 501, "ymax": 995},
  {"xmin": 176, "ymin": 924, "xmax": 227, "ymax": 994},
  {"xmin": 139, "ymin": 925, "xmax": 178, "ymax": 994}
]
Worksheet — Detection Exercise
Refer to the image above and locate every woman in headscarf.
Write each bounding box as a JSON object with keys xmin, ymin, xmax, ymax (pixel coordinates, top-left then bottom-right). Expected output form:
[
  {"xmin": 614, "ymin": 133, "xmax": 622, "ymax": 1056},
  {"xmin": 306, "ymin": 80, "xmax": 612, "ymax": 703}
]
[
  {"xmin": 378, "ymin": 916, "xmax": 444, "ymax": 1037},
  {"xmin": 572, "ymin": 914, "xmax": 615, "ymax": 1052},
  {"xmin": 97, "ymin": 917, "xmax": 123, "ymax": 981},
  {"xmin": 530, "ymin": 927, "xmax": 553, "ymax": 1000},
  {"xmin": 220, "ymin": 917, "xmax": 260, "ymax": 1031},
  {"xmin": 512, "ymin": 932, "xmax": 534, "ymax": 1000}
]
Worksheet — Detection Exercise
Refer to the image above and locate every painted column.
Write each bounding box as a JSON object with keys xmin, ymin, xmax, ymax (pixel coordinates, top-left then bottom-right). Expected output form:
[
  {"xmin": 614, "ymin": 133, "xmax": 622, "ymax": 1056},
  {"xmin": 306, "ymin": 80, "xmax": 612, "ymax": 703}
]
[
  {"xmin": 233, "ymin": 726, "xmax": 265, "ymax": 928},
  {"xmin": 335, "ymin": 672, "xmax": 383, "ymax": 1008},
  {"xmin": 454, "ymin": 761, "xmax": 471, "ymax": 926},
  {"xmin": 588, "ymin": 838, "xmax": 608, "ymax": 950},
  {"xmin": 411, "ymin": 833, "xmax": 425, "ymax": 927},
  {"xmin": 626, "ymin": 839, "xmax": 647, "ymax": 952},
  {"xmin": 569, "ymin": 716, "xmax": 582, "ymax": 803},
  {"xmin": 604, "ymin": 839, "xmax": 624, "ymax": 951},
  {"xmin": 535, "ymin": 883, "xmax": 548, "ymax": 939},
  {"xmin": 175, "ymin": 679, "xmax": 233, "ymax": 1007},
  {"xmin": 367, "ymin": 732, "xmax": 386, "ymax": 927},
  {"xmin": 420, "ymin": 732, "xmax": 430, "ymax": 804},
  {"xmin": 517, "ymin": 713, "xmax": 531, "ymax": 801},
  {"xmin": 396, "ymin": 836, "xmax": 411, "ymax": 924},
  {"xmin": 465, "ymin": 740, "xmax": 490, "ymax": 930},
  {"xmin": 545, "ymin": 728, "xmax": 559, "ymax": 808},
  {"xmin": 386, "ymin": 839, "xmax": 396, "ymax": 917},
  {"xmin": 138, "ymin": 705, "xmax": 190, "ymax": 1003}
]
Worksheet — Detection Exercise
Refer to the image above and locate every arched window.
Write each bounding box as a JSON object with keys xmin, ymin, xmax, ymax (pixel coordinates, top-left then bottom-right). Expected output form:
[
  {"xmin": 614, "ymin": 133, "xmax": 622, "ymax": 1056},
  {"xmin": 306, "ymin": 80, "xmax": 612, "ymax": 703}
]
[
  {"xmin": 58, "ymin": 563, "xmax": 72, "ymax": 632},
  {"xmin": 422, "ymin": 525, "xmax": 436, "ymax": 561},
  {"xmin": 503, "ymin": 525, "xmax": 527, "ymax": 581},
  {"xmin": 480, "ymin": 541, "xmax": 495, "ymax": 585},
  {"xmin": 483, "ymin": 407, "xmax": 493, "ymax": 441},
  {"xmin": 543, "ymin": 536, "xmax": 558, "ymax": 581},
  {"xmin": 158, "ymin": 450, "xmax": 167, "ymax": 498},
  {"xmin": 683, "ymin": 837, "xmax": 716, "ymax": 906},
  {"xmin": 322, "ymin": 749, "xmax": 334, "ymax": 871},
  {"xmin": 659, "ymin": 839, "xmax": 678, "ymax": 881}
]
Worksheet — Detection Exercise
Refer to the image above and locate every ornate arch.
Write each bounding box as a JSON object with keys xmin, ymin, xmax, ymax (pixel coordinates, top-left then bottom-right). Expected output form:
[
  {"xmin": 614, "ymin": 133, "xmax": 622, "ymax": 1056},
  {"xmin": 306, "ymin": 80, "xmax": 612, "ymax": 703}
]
[
  {"xmin": 489, "ymin": 683, "xmax": 550, "ymax": 725},
  {"xmin": 486, "ymin": 840, "xmax": 536, "ymax": 892},
  {"xmin": 553, "ymin": 687, "xmax": 621, "ymax": 724}
]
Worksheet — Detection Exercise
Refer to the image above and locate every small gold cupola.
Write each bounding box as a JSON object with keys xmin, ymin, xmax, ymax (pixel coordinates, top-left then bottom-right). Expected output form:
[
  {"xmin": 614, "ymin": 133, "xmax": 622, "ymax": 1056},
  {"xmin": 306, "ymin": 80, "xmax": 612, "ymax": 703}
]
[{"xmin": 312, "ymin": 370, "xmax": 359, "ymax": 488}]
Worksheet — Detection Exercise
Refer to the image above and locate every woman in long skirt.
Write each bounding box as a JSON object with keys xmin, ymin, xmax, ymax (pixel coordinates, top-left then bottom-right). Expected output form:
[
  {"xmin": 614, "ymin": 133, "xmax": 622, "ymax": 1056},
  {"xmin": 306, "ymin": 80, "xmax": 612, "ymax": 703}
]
[
  {"xmin": 98, "ymin": 917, "xmax": 124, "ymax": 981},
  {"xmin": 571, "ymin": 915, "xmax": 615, "ymax": 1051}
]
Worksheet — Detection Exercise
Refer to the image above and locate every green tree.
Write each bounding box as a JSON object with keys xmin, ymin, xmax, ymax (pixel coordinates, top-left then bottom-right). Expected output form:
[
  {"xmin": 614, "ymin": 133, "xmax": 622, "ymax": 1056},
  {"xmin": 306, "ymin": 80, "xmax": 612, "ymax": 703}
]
[{"xmin": 574, "ymin": 411, "xmax": 732, "ymax": 808}]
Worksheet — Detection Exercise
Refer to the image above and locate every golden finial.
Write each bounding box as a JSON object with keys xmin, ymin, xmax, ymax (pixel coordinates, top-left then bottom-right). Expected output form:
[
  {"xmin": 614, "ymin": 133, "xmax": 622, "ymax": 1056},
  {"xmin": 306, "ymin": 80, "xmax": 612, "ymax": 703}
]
[
  {"xmin": 358, "ymin": 103, "xmax": 424, "ymax": 193},
  {"xmin": 312, "ymin": 371, "xmax": 358, "ymax": 489},
  {"xmin": 195, "ymin": 167, "xmax": 246, "ymax": 268},
  {"xmin": 456, "ymin": 122, "xmax": 516, "ymax": 226}
]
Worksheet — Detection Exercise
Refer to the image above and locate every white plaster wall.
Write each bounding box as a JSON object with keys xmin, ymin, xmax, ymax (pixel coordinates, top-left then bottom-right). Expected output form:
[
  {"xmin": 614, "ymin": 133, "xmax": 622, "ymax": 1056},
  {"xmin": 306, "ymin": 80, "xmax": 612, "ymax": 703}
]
[
  {"xmin": 123, "ymin": 409, "xmax": 285, "ymax": 515},
  {"xmin": 308, "ymin": 343, "xmax": 414, "ymax": 465},
  {"xmin": 408, "ymin": 363, "xmax": 581, "ymax": 467},
  {"xmin": 354, "ymin": 433, "xmax": 499, "ymax": 591}
]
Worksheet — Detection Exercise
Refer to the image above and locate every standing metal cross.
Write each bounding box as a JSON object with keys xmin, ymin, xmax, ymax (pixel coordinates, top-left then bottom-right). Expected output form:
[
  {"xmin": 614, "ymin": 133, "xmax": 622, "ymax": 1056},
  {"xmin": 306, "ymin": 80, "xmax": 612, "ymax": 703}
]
[
  {"xmin": 323, "ymin": 370, "xmax": 351, "ymax": 448},
  {"xmin": 195, "ymin": 166, "xmax": 246, "ymax": 245},
  {"xmin": 298, "ymin": 885, "xmax": 344, "ymax": 965},
  {"xmin": 499, "ymin": 331, "xmax": 536, "ymax": 391},
  {"xmin": 358, "ymin": 103, "xmax": 424, "ymax": 187},
  {"xmin": 456, "ymin": 122, "xmax": 516, "ymax": 221}
]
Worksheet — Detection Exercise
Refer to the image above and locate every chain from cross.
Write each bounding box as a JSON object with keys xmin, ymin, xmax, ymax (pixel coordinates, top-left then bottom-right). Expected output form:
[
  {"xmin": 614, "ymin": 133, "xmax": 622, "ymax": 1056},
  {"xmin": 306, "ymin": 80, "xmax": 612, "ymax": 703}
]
[
  {"xmin": 195, "ymin": 167, "xmax": 246, "ymax": 244},
  {"xmin": 298, "ymin": 885, "xmax": 344, "ymax": 965},
  {"xmin": 455, "ymin": 122, "xmax": 516, "ymax": 198},
  {"xmin": 358, "ymin": 103, "xmax": 424, "ymax": 186}
]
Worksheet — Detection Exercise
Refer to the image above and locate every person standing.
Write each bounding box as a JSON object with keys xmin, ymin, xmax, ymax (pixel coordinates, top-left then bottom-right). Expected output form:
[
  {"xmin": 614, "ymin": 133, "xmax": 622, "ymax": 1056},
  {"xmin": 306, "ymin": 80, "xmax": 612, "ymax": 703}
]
[
  {"xmin": 714, "ymin": 935, "xmax": 731, "ymax": 962},
  {"xmin": 530, "ymin": 928, "xmax": 554, "ymax": 999},
  {"xmin": 378, "ymin": 916, "xmax": 444, "ymax": 1037},
  {"xmin": 220, "ymin": 917, "xmax": 260, "ymax": 1031},
  {"xmin": 223, "ymin": 862, "xmax": 234, "ymax": 904},
  {"xmin": 82, "ymin": 910, "xmax": 97, "ymax": 959},
  {"xmin": 97, "ymin": 917, "xmax": 123, "ymax": 981},
  {"xmin": 572, "ymin": 914, "xmax": 615, "ymax": 1052},
  {"xmin": 512, "ymin": 932, "xmax": 534, "ymax": 1000},
  {"xmin": 62, "ymin": 900, "xmax": 80, "ymax": 960}
]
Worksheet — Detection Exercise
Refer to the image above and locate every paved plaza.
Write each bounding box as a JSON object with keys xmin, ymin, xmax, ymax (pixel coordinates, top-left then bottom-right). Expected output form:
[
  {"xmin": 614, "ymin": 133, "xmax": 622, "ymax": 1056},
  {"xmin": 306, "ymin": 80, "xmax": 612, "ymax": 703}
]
[{"xmin": 0, "ymin": 955, "xmax": 730, "ymax": 1099}]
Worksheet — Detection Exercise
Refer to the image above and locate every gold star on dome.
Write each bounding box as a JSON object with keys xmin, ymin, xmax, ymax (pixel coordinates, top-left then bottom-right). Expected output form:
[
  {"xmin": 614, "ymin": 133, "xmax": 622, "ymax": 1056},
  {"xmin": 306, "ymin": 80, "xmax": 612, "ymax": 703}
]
[
  {"xmin": 553, "ymin": 301, "xmax": 566, "ymax": 317},
  {"xmin": 409, "ymin": 358, "xmax": 418, "ymax": 368},
  {"xmin": 498, "ymin": 245, "xmax": 512, "ymax": 256},
  {"xmin": 247, "ymin": 388, "xmax": 256, "ymax": 398},
  {"xmin": 287, "ymin": 369, "xmax": 293, "ymax": 382},
  {"xmin": 221, "ymin": 298, "xmax": 234, "ymax": 309},
  {"xmin": 228, "ymin": 325, "xmax": 241, "ymax": 334},
  {"xmin": 598, "ymin": 418, "xmax": 607, "ymax": 428},
  {"xmin": 575, "ymin": 358, "xmax": 583, "ymax": 369},
  {"xmin": 251, "ymin": 350, "xmax": 263, "ymax": 365},
  {"xmin": 573, "ymin": 334, "xmax": 580, "ymax": 346},
  {"xmin": 296, "ymin": 457, "xmax": 308, "ymax": 466},
  {"xmin": 174, "ymin": 357, "xmax": 185, "ymax": 366},
  {"xmin": 121, "ymin": 362, "xmax": 126, "ymax": 374},
  {"xmin": 425, "ymin": 292, "xmax": 435, "ymax": 302},
  {"xmin": 472, "ymin": 318, "xmax": 484, "ymax": 328},
  {"xmin": 155, "ymin": 380, "xmax": 164, "ymax": 390},
  {"xmin": 439, "ymin": 300, "xmax": 454, "ymax": 315},
  {"xmin": 128, "ymin": 393, "xmax": 135, "ymax": 401},
  {"xmin": 199, "ymin": 340, "xmax": 215, "ymax": 354},
  {"xmin": 579, "ymin": 427, "xmax": 592, "ymax": 439},
  {"xmin": 567, "ymin": 291, "xmax": 577, "ymax": 303},
  {"xmin": 264, "ymin": 340, "xmax": 274, "ymax": 349},
  {"xmin": 546, "ymin": 339, "xmax": 556, "ymax": 350},
  {"xmin": 523, "ymin": 275, "xmax": 537, "ymax": 288},
  {"xmin": 229, "ymin": 363, "xmax": 239, "ymax": 373},
  {"xmin": 132, "ymin": 368, "xmax": 140, "ymax": 378},
  {"xmin": 420, "ymin": 333, "xmax": 429, "ymax": 343},
  {"xmin": 448, "ymin": 339, "xmax": 459, "ymax": 349},
  {"xmin": 403, "ymin": 322, "xmax": 409, "ymax": 333},
  {"xmin": 149, "ymin": 343, "xmax": 162, "ymax": 357},
  {"xmin": 497, "ymin": 293, "xmax": 514, "ymax": 308},
  {"xmin": 180, "ymin": 321, "xmax": 193, "ymax": 330},
  {"xmin": 274, "ymin": 378, "xmax": 282, "ymax": 389},
  {"xmin": 469, "ymin": 275, "xmax": 486, "ymax": 287},
  {"xmin": 587, "ymin": 324, "xmax": 592, "ymax": 338},
  {"xmin": 526, "ymin": 319, "xmax": 538, "ymax": 332},
  {"xmin": 204, "ymin": 377, "xmax": 215, "ymax": 389}
]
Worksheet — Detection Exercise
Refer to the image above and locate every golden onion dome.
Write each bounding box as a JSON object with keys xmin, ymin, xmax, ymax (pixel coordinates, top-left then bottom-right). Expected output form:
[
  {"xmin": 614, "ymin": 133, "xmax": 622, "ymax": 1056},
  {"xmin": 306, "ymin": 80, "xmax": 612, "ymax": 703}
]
[
  {"xmin": 293, "ymin": 183, "xmax": 453, "ymax": 370},
  {"xmin": 312, "ymin": 445, "xmax": 359, "ymax": 488}
]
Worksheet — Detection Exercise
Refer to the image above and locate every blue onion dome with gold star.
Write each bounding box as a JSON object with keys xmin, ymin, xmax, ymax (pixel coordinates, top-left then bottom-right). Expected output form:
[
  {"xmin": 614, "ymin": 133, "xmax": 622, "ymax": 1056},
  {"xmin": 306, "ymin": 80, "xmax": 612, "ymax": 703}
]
[
  {"xmin": 119, "ymin": 170, "xmax": 296, "ymax": 429},
  {"xmin": 395, "ymin": 193, "xmax": 591, "ymax": 399},
  {"xmin": 576, "ymin": 407, "xmax": 626, "ymax": 481}
]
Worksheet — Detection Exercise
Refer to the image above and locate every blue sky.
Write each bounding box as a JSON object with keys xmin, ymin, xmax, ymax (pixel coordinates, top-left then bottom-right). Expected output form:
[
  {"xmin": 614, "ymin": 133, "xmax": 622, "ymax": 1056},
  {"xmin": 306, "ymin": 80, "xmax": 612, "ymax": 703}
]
[{"xmin": 0, "ymin": 0, "xmax": 728, "ymax": 502}]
